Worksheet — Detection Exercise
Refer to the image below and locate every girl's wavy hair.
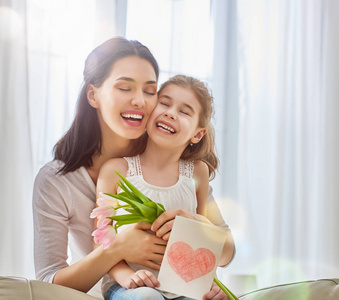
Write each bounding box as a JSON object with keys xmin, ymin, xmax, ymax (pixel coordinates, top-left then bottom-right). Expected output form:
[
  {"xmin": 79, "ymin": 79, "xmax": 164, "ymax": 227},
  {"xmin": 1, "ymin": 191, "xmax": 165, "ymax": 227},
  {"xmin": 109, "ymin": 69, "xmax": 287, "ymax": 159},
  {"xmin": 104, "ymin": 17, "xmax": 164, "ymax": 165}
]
[
  {"xmin": 158, "ymin": 75, "xmax": 219, "ymax": 180},
  {"xmin": 53, "ymin": 37, "xmax": 159, "ymax": 174}
]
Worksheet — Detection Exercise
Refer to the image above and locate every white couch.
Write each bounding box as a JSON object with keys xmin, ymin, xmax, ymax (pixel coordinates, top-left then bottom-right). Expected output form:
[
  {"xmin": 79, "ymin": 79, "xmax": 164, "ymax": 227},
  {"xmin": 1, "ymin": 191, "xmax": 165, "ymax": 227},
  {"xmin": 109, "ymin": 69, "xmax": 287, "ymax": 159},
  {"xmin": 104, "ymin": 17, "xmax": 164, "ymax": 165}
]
[
  {"xmin": 1, "ymin": 276, "xmax": 338, "ymax": 299},
  {"xmin": 239, "ymin": 278, "xmax": 339, "ymax": 300}
]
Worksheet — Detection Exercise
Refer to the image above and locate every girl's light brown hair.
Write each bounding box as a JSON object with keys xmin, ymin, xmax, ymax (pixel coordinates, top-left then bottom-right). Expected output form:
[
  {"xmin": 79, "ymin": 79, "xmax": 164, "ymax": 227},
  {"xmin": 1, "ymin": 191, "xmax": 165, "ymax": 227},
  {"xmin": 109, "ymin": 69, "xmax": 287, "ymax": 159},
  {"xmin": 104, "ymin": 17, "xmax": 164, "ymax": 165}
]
[{"xmin": 158, "ymin": 75, "xmax": 219, "ymax": 180}]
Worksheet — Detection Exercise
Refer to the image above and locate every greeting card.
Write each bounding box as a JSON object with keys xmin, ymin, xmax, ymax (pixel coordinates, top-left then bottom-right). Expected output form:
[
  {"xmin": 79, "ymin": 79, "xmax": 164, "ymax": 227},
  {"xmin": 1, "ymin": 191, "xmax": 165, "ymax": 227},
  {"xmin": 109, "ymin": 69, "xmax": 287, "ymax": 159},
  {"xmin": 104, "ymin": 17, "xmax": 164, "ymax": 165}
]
[{"xmin": 157, "ymin": 216, "xmax": 228, "ymax": 299}]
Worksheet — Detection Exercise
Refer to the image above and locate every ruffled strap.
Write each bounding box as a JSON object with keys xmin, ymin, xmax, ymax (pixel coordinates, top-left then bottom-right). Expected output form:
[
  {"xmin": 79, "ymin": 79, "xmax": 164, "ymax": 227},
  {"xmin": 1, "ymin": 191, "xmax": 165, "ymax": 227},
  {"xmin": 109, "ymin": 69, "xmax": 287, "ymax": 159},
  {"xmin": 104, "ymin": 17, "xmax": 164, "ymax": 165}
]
[
  {"xmin": 123, "ymin": 155, "xmax": 142, "ymax": 177},
  {"xmin": 179, "ymin": 159, "xmax": 194, "ymax": 178}
]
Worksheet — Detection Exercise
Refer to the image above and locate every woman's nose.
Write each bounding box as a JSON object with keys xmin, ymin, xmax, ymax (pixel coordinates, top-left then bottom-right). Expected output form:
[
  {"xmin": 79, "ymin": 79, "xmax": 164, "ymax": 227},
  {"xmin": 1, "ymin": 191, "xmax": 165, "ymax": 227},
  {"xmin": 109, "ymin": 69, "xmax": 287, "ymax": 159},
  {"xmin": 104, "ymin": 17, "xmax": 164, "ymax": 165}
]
[{"xmin": 131, "ymin": 91, "xmax": 145, "ymax": 108}]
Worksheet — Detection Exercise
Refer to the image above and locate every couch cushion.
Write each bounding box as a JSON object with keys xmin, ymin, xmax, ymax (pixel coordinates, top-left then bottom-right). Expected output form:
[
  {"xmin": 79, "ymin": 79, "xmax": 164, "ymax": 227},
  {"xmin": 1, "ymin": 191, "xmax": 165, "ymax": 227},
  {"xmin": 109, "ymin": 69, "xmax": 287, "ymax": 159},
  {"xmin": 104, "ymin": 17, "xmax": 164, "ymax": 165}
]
[
  {"xmin": 239, "ymin": 278, "xmax": 339, "ymax": 300},
  {"xmin": 0, "ymin": 276, "xmax": 100, "ymax": 300}
]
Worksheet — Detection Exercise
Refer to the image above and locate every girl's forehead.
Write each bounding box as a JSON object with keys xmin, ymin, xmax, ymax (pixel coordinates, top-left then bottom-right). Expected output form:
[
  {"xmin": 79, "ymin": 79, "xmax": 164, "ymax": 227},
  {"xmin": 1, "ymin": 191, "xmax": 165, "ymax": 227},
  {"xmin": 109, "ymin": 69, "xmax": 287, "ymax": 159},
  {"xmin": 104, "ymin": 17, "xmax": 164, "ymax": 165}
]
[{"xmin": 159, "ymin": 84, "xmax": 202, "ymax": 111}]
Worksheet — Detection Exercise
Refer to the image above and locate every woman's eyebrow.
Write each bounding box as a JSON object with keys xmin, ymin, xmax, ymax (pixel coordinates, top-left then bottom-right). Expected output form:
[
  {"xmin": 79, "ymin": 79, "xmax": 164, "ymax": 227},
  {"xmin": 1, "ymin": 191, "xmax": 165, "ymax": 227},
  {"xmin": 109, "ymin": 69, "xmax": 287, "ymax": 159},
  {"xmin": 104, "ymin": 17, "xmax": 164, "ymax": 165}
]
[
  {"xmin": 115, "ymin": 77, "xmax": 156, "ymax": 85},
  {"xmin": 145, "ymin": 80, "xmax": 157, "ymax": 85},
  {"xmin": 116, "ymin": 76, "xmax": 134, "ymax": 82}
]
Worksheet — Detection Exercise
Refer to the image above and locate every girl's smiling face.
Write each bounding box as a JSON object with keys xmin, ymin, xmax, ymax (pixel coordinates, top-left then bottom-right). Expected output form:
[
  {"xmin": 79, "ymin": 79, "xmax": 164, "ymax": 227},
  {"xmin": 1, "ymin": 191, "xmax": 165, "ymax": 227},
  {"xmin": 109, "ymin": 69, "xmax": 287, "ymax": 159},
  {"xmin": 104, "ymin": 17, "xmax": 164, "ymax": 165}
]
[
  {"xmin": 87, "ymin": 55, "xmax": 158, "ymax": 141},
  {"xmin": 146, "ymin": 83, "xmax": 206, "ymax": 151}
]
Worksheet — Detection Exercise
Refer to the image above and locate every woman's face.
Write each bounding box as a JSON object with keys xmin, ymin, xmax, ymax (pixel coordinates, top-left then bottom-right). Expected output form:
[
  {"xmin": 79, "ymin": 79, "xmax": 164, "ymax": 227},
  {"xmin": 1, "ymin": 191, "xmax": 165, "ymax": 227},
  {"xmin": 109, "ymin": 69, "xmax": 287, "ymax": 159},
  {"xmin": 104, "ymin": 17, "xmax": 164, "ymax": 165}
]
[{"xmin": 88, "ymin": 56, "xmax": 158, "ymax": 141}]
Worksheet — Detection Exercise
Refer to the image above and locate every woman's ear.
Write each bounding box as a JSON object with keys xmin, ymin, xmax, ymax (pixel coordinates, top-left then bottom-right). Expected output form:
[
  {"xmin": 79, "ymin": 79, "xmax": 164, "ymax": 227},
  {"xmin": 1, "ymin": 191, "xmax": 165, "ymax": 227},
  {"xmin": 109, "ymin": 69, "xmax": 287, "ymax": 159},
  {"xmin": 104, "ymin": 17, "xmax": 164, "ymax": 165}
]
[
  {"xmin": 190, "ymin": 128, "xmax": 207, "ymax": 144},
  {"xmin": 87, "ymin": 84, "xmax": 99, "ymax": 108}
]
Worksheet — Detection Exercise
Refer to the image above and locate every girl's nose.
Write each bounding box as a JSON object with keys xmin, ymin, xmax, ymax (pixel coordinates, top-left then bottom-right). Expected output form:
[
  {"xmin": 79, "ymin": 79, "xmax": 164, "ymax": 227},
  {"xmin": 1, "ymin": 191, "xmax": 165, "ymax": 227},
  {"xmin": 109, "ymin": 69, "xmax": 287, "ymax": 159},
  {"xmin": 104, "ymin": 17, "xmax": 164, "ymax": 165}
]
[
  {"xmin": 131, "ymin": 91, "xmax": 145, "ymax": 108},
  {"xmin": 164, "ymin": 109, "xmax": 176, "ymax": 120}
]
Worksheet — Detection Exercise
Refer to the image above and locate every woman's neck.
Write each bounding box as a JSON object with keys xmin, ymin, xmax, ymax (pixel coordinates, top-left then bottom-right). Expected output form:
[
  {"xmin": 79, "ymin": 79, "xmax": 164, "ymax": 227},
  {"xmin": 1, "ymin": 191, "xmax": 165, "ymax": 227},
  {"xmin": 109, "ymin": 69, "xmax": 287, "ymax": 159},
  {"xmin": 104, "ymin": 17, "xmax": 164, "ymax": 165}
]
[{"xmin": 87, "ymin": 133, "xmax": 133, "ymax": 185}]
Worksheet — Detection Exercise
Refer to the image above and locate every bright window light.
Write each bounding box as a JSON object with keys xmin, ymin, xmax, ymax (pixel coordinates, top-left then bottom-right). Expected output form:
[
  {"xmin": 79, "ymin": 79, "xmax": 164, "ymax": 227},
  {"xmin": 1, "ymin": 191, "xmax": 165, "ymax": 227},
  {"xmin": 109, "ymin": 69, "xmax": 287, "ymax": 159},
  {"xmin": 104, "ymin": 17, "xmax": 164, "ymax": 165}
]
[{"xmin": 126, "ymin": 0, "xmax": 214, "ymax": 85}]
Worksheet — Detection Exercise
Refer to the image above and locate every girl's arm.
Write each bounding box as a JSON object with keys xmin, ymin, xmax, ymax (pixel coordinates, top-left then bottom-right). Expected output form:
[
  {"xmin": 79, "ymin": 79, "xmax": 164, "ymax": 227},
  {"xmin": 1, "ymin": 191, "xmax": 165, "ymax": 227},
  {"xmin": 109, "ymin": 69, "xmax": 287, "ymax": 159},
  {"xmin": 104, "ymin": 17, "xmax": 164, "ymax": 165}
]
[
  {"xmin": 194, "ymin": 161, "xmax": 235, "ymax": 267},
  {"xmin": 95, "ymin": 159, "xmax": 162, "ymax": 288},
  {"xmin": 109, "ymin": 260, "xmax": 159, "ymax": 289},
  {"xmin": 194, "ymin": 160, "xmax": 210, "ymax": 216}
]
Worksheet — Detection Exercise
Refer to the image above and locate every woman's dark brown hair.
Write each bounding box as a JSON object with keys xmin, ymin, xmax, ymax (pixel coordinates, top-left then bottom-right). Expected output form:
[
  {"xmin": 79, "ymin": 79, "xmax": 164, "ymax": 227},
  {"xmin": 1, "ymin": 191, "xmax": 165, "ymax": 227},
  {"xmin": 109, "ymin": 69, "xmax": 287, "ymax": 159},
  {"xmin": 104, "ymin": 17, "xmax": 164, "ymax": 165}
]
[
  {"xmin": 53, "ymin": 37, "xmax": 159, "ymax": 174},
  {"xmin": 158, "ymin": 75, "xmax": 219, "ymax": 180}
]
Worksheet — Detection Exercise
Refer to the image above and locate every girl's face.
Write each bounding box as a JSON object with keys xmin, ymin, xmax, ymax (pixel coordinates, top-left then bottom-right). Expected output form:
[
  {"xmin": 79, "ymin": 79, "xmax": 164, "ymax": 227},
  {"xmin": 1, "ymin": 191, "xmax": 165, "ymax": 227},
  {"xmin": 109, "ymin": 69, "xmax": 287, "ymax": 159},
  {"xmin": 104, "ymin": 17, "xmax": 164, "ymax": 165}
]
[
  {"xmin": 146, "ymin": 84, "xmax": 206, "ymax": 151},
  {"xmin": 88, "ymin": 56, "xmax": 158, "ymax": 140}
]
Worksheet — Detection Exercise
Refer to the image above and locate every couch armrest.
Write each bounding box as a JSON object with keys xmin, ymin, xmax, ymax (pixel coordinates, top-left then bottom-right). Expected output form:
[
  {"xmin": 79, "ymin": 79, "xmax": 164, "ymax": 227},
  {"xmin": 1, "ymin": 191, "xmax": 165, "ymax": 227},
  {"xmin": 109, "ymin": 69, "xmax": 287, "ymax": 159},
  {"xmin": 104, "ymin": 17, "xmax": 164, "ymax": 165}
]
[
  {"xmin": 0, "ymin": 276, "xmax": 101, "ymax": 300},
  {"xmin": 239, "ymin": 278, "xmax": 339, "ymax": 300}
]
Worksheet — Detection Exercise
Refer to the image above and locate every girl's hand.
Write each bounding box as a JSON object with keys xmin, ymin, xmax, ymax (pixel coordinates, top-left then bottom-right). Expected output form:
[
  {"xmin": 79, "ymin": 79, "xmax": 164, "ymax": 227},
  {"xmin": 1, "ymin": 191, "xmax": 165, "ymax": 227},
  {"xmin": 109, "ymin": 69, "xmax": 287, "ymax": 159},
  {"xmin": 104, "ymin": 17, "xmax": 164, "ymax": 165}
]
[
  {"xmin": 203, "ymin": 281, "xmax": 230, "ymax": 300},
  {"xmin": 151, "ymin": 209, "xmax": 211, "ymax": 240},
  {"xmin": 122, "ymin": 269, "xmax": 160, "ymax": 289},
  {"xmin": 114, "ymin": 222, "xmax": 167, "ymax": 270}
]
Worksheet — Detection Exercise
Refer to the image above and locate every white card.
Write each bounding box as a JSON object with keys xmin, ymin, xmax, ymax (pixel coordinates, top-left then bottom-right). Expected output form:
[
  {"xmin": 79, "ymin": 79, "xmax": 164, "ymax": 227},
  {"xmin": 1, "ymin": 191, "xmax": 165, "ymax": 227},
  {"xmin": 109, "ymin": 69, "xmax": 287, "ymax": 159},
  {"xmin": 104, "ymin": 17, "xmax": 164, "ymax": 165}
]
[{"xmin": 157, "ymin": 216, "xmax": 228, "ymax": 299}]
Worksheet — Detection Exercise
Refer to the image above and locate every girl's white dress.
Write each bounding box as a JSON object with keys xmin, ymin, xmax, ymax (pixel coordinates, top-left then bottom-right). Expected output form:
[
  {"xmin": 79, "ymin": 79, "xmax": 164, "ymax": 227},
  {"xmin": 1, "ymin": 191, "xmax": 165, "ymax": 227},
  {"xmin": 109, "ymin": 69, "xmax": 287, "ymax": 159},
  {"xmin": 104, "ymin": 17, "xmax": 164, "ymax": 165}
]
[{"xmin": 102, "ymin": 154, "xmax": 198, "ymax": 297}]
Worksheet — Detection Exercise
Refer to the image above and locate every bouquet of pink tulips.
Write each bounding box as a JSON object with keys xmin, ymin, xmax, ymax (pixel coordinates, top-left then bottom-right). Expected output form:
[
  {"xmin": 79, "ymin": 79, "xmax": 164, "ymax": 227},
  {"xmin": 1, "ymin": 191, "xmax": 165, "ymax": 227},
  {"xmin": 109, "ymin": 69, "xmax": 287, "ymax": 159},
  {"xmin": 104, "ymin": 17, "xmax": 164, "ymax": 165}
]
[{"xmin": 91, "ymin": 171, "xmax": 239, "ymax": 300}]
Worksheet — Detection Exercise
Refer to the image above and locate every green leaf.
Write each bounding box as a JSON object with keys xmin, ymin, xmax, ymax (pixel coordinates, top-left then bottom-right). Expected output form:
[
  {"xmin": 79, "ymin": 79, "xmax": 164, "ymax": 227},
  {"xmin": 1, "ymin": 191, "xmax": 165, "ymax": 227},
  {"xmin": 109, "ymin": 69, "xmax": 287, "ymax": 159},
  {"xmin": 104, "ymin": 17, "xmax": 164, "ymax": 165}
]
[
  {"xmin": 115, "ymin": 171, "xmax": 150, "ymax": 203},
  {"xmin": 213, "ymin": 277, "xmax": 239, "ymax": 300},
  {"xmin": 123, "ymin": 207, "xmax": 137, "ymax": 214},
  {"xmin": 117, "ymin": 183, "xmax": 143, "ymax": 203},
  {"xmin": 104, "ymin": 193, "xmax": 143, "ymax": 215}
]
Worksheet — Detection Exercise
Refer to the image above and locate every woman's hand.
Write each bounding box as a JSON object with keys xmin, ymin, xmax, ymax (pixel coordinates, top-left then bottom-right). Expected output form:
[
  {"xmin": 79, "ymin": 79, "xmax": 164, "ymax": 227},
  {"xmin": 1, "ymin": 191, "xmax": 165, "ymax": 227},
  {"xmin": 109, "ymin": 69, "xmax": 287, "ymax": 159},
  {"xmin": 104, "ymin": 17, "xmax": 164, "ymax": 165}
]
[
  {"xmin": 113, "ymin": 222, "xmax": 167, "ymax": 270},
  {"xmin": 151, "ymin": 209, "xmax": 211, "ymax": 240},
  {"xmin": 121, "ymin": 270, "xmax": 160, "ymax": 289},
  {"xmin": 203, "ymin": 281, "xmax": 230, "ymax": 300}
]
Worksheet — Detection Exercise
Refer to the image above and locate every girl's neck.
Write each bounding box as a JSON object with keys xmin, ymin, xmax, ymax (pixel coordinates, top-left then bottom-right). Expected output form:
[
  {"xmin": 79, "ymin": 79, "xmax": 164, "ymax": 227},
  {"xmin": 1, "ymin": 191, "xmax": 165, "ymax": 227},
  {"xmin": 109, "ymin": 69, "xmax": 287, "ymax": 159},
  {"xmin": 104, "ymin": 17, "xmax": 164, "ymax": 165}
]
[
  {"xmin": 140, "ymin": 140, "xmax": 183, "ymax": 170},
  {"xmin": 139, "ymin": 141, "xmax": 186, "ymax": 187}
]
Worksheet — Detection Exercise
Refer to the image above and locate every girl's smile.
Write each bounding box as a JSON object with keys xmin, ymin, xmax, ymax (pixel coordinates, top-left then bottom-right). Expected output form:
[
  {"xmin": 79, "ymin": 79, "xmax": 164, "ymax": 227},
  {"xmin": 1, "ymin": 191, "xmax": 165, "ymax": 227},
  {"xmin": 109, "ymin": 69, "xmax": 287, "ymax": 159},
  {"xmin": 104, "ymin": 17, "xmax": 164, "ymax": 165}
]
[{"xmin": 147, "ymin": 83, "xmax": 205, "ymax": 150}]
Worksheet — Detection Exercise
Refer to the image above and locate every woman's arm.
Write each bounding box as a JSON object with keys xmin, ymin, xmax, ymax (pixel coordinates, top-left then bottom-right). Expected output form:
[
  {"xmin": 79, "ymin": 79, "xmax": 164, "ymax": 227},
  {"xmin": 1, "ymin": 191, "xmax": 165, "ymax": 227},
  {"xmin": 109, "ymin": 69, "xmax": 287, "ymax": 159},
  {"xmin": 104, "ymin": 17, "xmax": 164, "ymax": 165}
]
[
  {"xmin": 33, "ymin": 163, "xmax": 166, "ymax": 294},
  {"xmin": 33, "ymin": 164, "xmax": 125, "ymax": 293}
]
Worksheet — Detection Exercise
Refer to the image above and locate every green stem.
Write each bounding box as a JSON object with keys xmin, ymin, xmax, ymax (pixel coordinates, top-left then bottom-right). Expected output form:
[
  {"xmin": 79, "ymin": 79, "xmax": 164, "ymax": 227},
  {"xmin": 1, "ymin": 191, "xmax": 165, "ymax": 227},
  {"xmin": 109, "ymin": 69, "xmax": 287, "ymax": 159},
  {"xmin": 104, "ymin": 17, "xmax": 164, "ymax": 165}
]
[{"xmin": 213, "ymin": 277, "xmax": 240, "ymax": 300}]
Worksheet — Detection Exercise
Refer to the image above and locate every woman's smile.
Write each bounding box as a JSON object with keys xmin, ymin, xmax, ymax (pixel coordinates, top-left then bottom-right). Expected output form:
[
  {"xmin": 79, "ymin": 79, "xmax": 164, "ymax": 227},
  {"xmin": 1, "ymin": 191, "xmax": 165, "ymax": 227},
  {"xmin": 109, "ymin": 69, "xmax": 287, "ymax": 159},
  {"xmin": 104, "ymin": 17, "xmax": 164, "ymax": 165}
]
[{"xmin": 121, "ymin": 110, "xmax": 145, "ymax": 127}]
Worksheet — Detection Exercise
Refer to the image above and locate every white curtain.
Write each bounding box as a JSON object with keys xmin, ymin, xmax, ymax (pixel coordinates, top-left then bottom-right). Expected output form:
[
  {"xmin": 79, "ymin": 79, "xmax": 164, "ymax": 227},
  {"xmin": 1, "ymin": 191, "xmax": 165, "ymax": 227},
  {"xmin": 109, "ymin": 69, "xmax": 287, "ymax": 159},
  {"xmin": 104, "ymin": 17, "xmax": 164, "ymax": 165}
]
[
  {"xmin": 0, "ymin": 1, "xmax": 33, "ymax": 278},
  {"xmin": 2, "ymin": 0, "xmax": 339, "ymax": 291},
  {"xmin": 0, "ymin": 0, "xmax": 119, "ymax": 278},
  {"xmin": 213, "ymin": 0, "xmax": 339, "ymax": 289}
]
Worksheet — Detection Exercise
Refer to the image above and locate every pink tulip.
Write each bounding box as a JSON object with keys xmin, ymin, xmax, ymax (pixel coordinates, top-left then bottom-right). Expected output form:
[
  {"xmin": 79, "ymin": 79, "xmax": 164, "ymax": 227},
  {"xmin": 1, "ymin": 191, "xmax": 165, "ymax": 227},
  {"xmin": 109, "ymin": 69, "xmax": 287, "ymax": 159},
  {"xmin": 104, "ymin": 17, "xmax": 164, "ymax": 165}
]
[
  {"xmin": 90, "ymin": 205, "xmax": 116, "ymax": 228},
  {"xmin": 92, "ymin": 225, "xmax": 116, "ymax": 249},
  {"xmin": 97, "ymin": 192, "xmax": 119, "ymax": 208},
  {"xmin": 90, "ymin": 205, "xmax": 116, "ymax": 219}
]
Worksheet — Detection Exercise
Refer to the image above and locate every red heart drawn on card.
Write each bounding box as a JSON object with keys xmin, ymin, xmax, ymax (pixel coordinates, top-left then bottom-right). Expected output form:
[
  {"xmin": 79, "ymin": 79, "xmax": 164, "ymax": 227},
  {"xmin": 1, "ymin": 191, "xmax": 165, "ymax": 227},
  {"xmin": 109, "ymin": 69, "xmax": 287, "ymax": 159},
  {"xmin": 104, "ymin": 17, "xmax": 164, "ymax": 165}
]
[{"xmin": 167, "ymin": 241, "xmax": 216, "ymax": 283}]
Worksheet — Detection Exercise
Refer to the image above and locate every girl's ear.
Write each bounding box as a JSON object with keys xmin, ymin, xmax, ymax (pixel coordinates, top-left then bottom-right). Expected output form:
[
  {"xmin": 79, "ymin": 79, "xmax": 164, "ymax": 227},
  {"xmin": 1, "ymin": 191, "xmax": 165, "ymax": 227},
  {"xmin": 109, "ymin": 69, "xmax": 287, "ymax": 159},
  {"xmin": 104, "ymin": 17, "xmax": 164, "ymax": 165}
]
[
  {"xmin": 87, "ymin": 84, "xmax": 99, "ymax": 108},
  {"xmin": 191, "ymin": 127, "xmax": 207, "ymax": 144}
]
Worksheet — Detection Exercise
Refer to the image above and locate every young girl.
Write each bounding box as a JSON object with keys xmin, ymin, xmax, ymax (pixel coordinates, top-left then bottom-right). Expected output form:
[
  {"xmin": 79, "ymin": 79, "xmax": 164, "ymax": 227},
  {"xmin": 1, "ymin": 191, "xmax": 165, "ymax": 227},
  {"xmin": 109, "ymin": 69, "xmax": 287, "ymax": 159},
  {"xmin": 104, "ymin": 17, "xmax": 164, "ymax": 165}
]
[{"xmin": 95, "ymin": 75, "xmax": 233, "ymax": 300}]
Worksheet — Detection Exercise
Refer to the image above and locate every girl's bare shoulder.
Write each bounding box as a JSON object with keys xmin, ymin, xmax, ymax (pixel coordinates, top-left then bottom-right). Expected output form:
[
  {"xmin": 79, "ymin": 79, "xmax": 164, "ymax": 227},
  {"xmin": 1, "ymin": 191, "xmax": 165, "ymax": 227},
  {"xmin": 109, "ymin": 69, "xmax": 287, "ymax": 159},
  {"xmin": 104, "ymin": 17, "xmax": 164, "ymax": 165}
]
[
  {"xmin": 193, "ymin": 160, "xmax": 209, "ymax": 178},
  {"xmin": 99, "ymin": 158, "xmax": 128, "ymax": 178}
]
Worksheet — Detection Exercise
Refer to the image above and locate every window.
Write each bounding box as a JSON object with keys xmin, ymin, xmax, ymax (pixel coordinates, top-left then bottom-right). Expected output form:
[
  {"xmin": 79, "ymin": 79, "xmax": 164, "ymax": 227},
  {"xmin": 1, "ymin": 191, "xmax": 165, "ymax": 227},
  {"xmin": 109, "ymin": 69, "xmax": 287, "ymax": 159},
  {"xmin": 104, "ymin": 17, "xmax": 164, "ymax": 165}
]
[{"xmin": 126, "ymin": 0, "xmax": 214, "ymax": 85}]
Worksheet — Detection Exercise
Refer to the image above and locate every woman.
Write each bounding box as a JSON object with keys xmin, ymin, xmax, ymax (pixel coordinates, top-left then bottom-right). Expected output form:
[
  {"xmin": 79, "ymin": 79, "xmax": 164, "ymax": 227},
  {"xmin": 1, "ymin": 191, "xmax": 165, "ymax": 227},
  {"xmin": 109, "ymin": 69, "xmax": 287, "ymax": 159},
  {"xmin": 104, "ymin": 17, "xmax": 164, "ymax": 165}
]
[{"xmin": 33, "ymin": 37, "xmax": 235, "ymax": 299}]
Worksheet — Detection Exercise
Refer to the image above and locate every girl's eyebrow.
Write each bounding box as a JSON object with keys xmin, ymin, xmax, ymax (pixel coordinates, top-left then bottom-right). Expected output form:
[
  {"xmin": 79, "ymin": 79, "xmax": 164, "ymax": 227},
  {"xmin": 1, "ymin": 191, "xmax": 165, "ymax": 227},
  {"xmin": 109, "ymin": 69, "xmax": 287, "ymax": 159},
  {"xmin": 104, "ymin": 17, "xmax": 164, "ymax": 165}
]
[
  {"xmin": 159, "ymin": 95, "xmax": 195, "ymax": 113},
  {"xmin": 183, "ymin": 103, "xmax": 195, "ymax": 113},
  {"xmin": 115, "ymin": 77, "xmax": 157, "ymax": 85}
]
